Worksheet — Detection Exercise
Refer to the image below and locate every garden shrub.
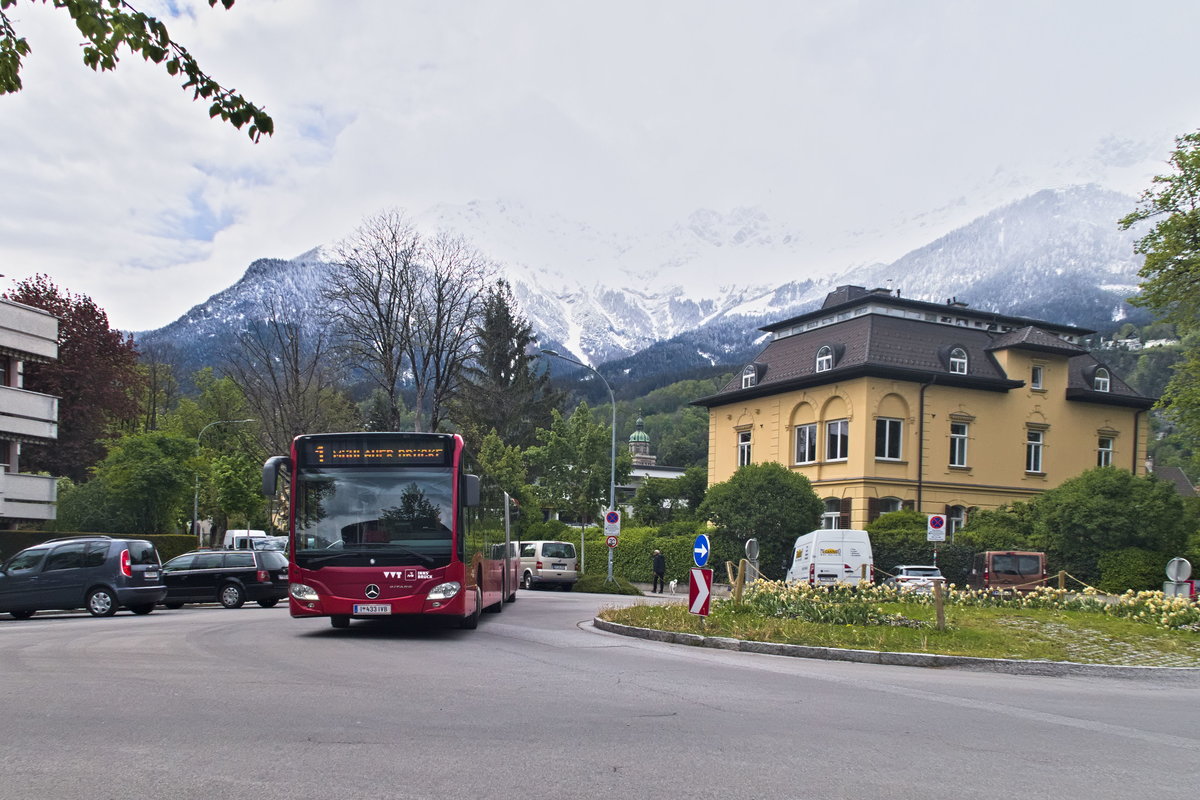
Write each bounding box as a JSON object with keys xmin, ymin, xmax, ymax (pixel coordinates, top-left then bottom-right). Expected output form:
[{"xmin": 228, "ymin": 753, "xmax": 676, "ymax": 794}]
[{"xmin": 1097, "ymin": 547, "xmax": 1167, "ymax": 593}]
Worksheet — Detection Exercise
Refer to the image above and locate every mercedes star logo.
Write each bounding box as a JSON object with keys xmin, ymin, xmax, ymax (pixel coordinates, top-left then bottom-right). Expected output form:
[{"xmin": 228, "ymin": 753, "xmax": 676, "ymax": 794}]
[{"xmin": 364, "ymin": 584, "xmax": 380, "ymax": 599}]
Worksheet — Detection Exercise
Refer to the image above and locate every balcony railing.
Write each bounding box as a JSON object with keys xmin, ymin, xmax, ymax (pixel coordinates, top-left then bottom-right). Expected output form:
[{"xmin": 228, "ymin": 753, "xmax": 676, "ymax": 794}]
[
  {"xmin": 0, "ymin": 300, "xmax": 58, "ymax": 362},
  {"xmin": 0, "ymin": 385, "xmax": 58, "ymax": 441},
  {"xmin": 0, "ymin": 471, "xmax": 58, "ymax": 521}
]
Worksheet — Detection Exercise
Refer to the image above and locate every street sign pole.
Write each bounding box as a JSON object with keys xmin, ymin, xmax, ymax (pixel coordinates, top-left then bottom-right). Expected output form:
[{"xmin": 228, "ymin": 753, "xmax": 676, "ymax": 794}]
[{"xmin": 604, "ymin": 510, "xmax": 621, "ymax": 583}]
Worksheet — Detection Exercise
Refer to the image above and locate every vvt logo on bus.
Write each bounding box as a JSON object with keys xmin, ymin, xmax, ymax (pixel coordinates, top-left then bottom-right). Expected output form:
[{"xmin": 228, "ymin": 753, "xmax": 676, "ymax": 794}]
[{"xmin": 384, "ymin": 570, "xmax": 433, "ymax": 580}]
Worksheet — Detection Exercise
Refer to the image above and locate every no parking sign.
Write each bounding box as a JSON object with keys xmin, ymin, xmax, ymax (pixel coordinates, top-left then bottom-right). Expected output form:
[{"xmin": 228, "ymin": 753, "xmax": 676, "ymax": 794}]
[{"xmin": 927, "ymin": 514, "xmax": 946, "ymax": 542}]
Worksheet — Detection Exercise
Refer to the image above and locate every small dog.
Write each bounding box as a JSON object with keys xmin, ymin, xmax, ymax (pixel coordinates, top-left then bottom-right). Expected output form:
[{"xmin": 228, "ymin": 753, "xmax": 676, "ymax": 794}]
[{"xmin": 668, "ymin": 579, "xmax": 678, "ymax": 594}]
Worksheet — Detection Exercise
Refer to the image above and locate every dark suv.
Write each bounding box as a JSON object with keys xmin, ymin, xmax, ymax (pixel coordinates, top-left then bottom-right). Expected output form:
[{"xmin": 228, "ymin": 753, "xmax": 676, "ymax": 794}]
[
  {"xmin": 161, "ymin": 549, "xmax": 289, "ymax": 609},
  {"xmin": 0, "ymin": 536, "xmax": 166, "ymax": 619}
]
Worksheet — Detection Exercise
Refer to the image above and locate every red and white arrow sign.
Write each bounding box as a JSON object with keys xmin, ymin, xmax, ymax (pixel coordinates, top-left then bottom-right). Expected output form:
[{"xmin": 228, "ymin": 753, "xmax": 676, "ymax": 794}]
[{"xmin": 689, "ymin": 568, "xmax": 713, "ymax": 616}]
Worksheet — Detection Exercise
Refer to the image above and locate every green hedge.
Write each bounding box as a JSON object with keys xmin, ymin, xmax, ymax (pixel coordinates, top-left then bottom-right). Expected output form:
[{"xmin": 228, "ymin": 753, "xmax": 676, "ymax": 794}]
[
  {"xmin": 1097, "ymin": 547, "xmax": 1167, "ymax": 593},
  {"xmin": 578, "ymin": 525, "xmax": 743, "ymax": 584},
  {"xmin": 0, "ymin": 531, "xmax": 197, "ymax": 563}
]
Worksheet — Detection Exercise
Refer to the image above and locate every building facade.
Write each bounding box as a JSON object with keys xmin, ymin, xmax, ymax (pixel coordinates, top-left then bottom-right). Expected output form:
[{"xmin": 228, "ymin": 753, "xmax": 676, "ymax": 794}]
[
  {"xmin": 693, "ymin": 286, "xmax": 1154, "ymax": 531},
  {"xmin": 0, "ymin": 299, "xmax": 59, "ymax": 526}
]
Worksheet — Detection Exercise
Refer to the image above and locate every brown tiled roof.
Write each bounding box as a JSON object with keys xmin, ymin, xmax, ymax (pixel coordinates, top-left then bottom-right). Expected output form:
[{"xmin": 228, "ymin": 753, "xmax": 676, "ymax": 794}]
[
  {"xmin": 696, "ymin": 315, "xmax": 1021, "ymax": 406},
  {"xmin": 1154, "ymin": 466, "xmax": 1197, "ymax": 497},
  {"xmin": 1065, "ymin": 353, "xmax": 1155, "ymax": 408},
  {"xmin": 988, "ymin": 326, "xmax": 1086, "ymax": 355},
  {"xmin": 694, "ymin": 314, "xmax": 1154, "ymax": 409}
]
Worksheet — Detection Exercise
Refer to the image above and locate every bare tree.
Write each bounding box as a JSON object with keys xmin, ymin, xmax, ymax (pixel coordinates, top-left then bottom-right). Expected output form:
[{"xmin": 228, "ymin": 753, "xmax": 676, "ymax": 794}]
[
  {"xmin": 326, "ymin": 209, "xmax": 422, "ymax": 430},
  {"xmin": 326, "ymin": 209, "xmax": 494, "ymax": 432},
  {"xmin": 409, "ymin": 231, "xmax": 495, "ymax": 432},
  {"xmin": 223, "ymin": 294, "xmax": 355, "ymax": 456}
]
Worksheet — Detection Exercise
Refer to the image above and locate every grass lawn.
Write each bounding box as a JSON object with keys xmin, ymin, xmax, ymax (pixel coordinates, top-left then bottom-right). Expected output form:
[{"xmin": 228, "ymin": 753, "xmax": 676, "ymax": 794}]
[{"xmin": 599, "ymin": 598, "xmax": 1200, "ymax": 667}]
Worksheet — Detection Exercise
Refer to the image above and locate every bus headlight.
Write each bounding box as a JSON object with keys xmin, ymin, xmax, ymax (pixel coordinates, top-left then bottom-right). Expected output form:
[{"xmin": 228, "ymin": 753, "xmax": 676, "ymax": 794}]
[
  {"xmin": 290, "ymin": 583, "xmax": 320, "ymax": 602},
  {"xmin": 427, "ymin": 581, "xmax": 461, "ymax": 601}
]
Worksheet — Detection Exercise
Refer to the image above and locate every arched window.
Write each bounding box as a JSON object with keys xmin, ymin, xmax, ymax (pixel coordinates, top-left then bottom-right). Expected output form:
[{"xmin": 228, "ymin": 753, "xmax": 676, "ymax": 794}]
[
  {"xmin": 948, "ymin": 347, "xmax": 968, "ymax": 374},
  {"xmin": 815, "ymin": 346, "xmax": 833, "ymax": 373},
  {"xmin": 822, "ymin": 498, "xmax": 841, "ymax": 529},
  {"xmin": 741, "ymin": 364, "xmax": 757, "ymax": 388},
  {"xmin": 879, "ymin": 497, "xmax": 902, "ymax": 514},
  {"xmin": 948, "ymin": 505, "xmax": 967, "ymax": 533},
  {"xmin": 1093, "ymin": 367, "xmax": 1110, "ymax": 392}
]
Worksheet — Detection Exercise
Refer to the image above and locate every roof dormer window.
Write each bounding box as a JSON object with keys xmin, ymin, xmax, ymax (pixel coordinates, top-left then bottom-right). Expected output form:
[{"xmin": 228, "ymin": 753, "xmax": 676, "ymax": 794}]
[
  {"xmin": 1093, "ymin": 367, "xmax": 1110, "ymax": 392},
  {"xmin": 949, "ymin": 347, "xmax": 968, "ymax": 374},
  {"xmin": 741, "ymin": 364, "xmax": 758, "ymax": 388},
  {"xmin": 815, "ymin": 346, "xmax": 833, "ymax": 373}
]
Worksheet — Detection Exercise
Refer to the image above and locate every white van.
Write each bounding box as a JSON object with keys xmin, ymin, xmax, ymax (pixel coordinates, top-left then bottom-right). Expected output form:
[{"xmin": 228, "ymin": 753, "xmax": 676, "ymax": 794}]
[
  {"xmin": 517, "ymin": 540, "xmax": 578, "ymax": 591},
  {"xmin": 784, "ymin": 529, "xmax": 873, "ymax": 586},
  {"xmin": 223, "ymin": 529, "xmax": 268, "ymax": 550}
]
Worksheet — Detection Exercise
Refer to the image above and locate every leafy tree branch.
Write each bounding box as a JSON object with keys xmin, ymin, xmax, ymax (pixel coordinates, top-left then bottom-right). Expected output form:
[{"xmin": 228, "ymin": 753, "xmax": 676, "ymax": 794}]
[{"xmin": 0, "ymin": 0, "xmax": 273, "ymax": 141}]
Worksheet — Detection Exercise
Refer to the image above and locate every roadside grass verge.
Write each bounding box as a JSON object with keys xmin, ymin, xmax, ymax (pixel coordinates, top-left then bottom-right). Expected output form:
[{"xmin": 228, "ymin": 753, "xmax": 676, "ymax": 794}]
[{"xmin": 597, "ymin": 582, "xmax": 1200, "ymax": 666}]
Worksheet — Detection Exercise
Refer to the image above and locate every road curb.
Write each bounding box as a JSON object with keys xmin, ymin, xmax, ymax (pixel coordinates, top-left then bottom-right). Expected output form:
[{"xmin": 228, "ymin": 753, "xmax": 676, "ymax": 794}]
[{"xmin": 591, "ymin": 617, "xmax": 1200, "ymax": 680}]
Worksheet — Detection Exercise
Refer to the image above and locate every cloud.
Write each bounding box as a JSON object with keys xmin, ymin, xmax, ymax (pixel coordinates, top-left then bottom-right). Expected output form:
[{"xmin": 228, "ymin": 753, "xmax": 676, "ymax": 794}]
[{"xmin": 2, "ymin": 0, "xmax": 1199, "ymax": 330}]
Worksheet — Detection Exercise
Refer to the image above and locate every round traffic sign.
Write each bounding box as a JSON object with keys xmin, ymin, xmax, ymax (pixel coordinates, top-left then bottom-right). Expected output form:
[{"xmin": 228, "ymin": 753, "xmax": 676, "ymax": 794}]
[
  {"xmin": 606, "ymin": 535, "xmax": 618, "ymax": 548},
  {"xmin": 929, "ymin": 515, "xmax": 945, "ymax": 529},
  {"xmin": 605, "ymin": 510, "xmax": 620, "ymax": 525},
  {"xmin": 1166, "ymin": 557, "xmax": 1192, "ymax": 582},
  {"xmin": 693, "ymin": 533, "xmax": 711, "ymax": 567}
]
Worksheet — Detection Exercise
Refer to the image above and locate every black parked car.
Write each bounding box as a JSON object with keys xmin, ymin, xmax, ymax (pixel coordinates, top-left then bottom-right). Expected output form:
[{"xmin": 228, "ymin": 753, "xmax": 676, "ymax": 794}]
[
  {"xmin": 161, "ymin": 549, "xmax": 289, "ymax": 609},
  {"xmin": 0, "ymin": 535, "xmax": 166, "ymax": 619}
]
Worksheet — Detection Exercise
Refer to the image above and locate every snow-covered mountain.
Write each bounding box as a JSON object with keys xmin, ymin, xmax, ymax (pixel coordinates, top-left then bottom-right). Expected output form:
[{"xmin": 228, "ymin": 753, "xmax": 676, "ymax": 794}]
[{"xmin": 134, "ymin": 184, "xmax": 1148, "ymax": 389}]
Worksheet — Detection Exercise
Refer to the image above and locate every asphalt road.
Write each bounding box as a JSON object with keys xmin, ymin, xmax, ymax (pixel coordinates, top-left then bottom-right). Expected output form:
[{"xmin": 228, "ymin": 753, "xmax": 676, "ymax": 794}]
[{"xmin": 1, "ymin": 590, "xmax": 1197, "ymax": 800}]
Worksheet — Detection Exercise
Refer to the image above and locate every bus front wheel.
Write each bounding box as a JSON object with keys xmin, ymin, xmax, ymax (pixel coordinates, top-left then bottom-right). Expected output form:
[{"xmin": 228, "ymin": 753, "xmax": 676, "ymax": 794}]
[{"xmin": 459, "ymin": 585, "xmax": 481, "ymax": 630}]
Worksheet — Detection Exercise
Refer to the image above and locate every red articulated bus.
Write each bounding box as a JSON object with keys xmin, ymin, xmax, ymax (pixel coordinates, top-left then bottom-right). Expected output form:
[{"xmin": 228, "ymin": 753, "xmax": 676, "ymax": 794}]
[{"xmin": 261, "ymin": 432, "xmax": 519, "ymax": 630}]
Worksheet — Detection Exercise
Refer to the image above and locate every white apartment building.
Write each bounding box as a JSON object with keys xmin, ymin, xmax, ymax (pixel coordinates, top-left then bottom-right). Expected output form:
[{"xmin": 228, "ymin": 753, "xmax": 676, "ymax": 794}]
[{"xmin": 0, "ymin": 299, "xmax": 59, "ymax": 525}]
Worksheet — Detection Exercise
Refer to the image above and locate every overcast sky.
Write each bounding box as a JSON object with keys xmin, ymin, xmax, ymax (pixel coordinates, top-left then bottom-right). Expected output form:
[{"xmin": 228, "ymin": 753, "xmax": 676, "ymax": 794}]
[{"xmin": 2, "ymin": 0, "xmax": 1198, "ymax": 331}]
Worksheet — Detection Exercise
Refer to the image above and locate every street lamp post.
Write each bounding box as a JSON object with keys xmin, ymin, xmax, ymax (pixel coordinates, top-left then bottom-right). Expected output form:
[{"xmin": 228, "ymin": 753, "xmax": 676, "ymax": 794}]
[
  {"xmin": 193, "ymin": 418, "xmax": 255, "ymax": 548},
  {"xmin": 540, "ymin": 349, "xmax": 616, "ymax": 582}
]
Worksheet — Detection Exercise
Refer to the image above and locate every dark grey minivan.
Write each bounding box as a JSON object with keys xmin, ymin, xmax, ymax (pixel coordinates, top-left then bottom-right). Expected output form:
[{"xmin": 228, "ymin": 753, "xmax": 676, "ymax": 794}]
[{"xmin": 0, "ymin": 535, "xmax": 167, "ymax": 619}]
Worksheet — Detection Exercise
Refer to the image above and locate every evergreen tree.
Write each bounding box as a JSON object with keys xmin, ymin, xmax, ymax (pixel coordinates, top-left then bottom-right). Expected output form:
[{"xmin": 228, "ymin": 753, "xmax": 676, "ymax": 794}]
[{"xmin": 451, "ymin": 280, "xmax": 564, "ymax": 452}]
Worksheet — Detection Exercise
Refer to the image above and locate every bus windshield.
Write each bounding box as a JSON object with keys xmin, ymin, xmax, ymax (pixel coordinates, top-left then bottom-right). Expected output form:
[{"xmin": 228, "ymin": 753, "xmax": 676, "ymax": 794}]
[{"xmin": 293, "ymin": 466, "xmax": 455, "ymax": 569}]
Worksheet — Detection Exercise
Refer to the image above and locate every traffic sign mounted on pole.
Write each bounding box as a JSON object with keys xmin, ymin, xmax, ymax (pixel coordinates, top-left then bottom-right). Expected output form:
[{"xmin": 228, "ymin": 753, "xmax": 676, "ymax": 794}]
[
  {"xmin": 693, "ymin": 533, "xmax": 711, "ymax": 567},
  {"xmin": 689, "ymin": 568, "xmax": 713, "ymax": 616},
  {"xmin": 605, "ymin": 535, "xmax": 618, "ymax": 549},
  {"xmin": 604, "ymin": 509, "xmax": 621, "ymax": 537},
  {"xmin": 926, "ymin": 513, "xmax": 947, "ymax": 542}
]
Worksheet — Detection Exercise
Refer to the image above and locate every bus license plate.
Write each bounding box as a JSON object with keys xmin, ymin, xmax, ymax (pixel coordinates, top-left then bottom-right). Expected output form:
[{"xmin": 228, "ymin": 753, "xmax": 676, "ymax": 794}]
[{"xmin": 353, "ymin": 604, "xmax": 391, "ymax": 615}]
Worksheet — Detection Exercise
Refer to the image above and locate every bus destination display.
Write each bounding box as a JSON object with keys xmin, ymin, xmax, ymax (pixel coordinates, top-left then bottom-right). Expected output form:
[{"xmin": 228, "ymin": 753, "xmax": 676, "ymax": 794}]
[{"xmin": 300, "ymin": 439, "xmax": 451, "ymax": 466}]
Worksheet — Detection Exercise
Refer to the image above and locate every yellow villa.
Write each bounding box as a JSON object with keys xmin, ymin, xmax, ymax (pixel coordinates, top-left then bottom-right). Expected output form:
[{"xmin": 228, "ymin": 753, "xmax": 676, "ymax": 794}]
[{"xmin": 692, "ymin": 285, "xmax": 1154, "ymax": 532}]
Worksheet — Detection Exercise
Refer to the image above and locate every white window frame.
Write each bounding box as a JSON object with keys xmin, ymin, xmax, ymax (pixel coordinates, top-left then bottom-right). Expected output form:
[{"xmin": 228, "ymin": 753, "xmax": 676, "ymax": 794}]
[
  {"xmin": 1026, "ymin": 429, "xmax": 1044, "ymax": 473},
  {"xmin": 794, "ymin": 423, "xmax": 817, "ymax": 465},
  {"xmin": 949, "ymin": 422, "xmax": 969, "ymax": 467},
  {"xmin": 741, "ymin": 365, "xmax": 757, "ymax": 389},
  {"xmin": 1093, "ymin": 368, "xmax": 1110, "ymax": 392},
  {"xmin": 1031, "ymin": 364, "xmax": 1044, "ymax": 389},
  {"xmin": 949, "ymin": 347, "xmax": 968, "ymax": 374},
  {"xmin": 1097, "ymin": 436, "xmax": 1113, "ymax": 467},
  {"xmin": 822, "ymin": 498, "xmax": 841, "ymax": 529},
  {"xmin": 874, "ymin": 417, "xmax": 902, "ymax": 461},
  {"xmin": 815, "ymin": 346, "xmax": 833, "ymax": 373},
  {"xmin": 948, "ymin": 505, "xmax": 967, "ymax": 534},
  {"xmin": 825, "ymin": 419, "xmax": 849, "ymax": 461},
  {"xmin": 737, "ymin": 430, "xmax": 752, "ymax": 467}
]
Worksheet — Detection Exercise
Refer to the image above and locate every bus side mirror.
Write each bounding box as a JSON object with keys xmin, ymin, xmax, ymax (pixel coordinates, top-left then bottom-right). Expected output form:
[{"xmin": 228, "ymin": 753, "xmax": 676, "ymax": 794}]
[
  {"xmin": 463, "ymin": 474, "xmax": 481, "ymax": 508},
  {"xmin": 262, "ymin": 456, "xmax": 288, "ymax": 497}
]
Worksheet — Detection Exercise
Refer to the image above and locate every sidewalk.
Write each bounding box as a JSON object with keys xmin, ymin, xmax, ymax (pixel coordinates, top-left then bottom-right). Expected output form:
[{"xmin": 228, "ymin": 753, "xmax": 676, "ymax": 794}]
[{"xmin": 629, "ymin": 581, "xmax": 732, "ymax": 600}]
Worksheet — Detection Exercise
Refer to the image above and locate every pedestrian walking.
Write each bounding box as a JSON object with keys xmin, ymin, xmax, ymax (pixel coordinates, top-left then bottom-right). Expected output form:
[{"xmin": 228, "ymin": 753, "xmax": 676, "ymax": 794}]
[{"xmin": 652, "ymin": 549, "xmax": 666, "ymax": 593}]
